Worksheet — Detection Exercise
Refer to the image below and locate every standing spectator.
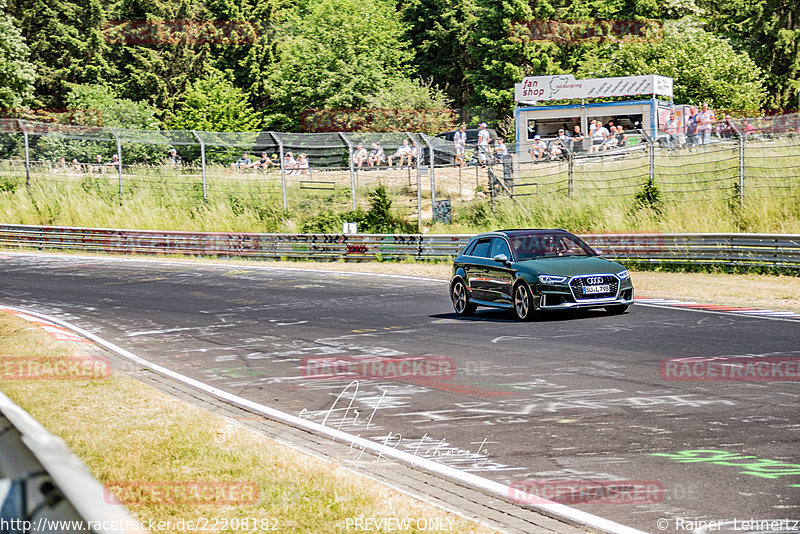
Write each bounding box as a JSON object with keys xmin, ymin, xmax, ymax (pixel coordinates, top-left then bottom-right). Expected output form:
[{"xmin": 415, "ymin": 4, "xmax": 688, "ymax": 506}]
[
  {"xmin": 477, "ymin": 122, "xmax": 491, "ymax": 165},
  {"xmin": 454, "ymin": 124, "xmax": 467, "ymax": 166},
  {"xmin": 352, "ymin": 144, "xmax": 368, "ymax": 168},
  {"xmin": 367, "ymin": 142, "xmax": 385, "ymax": 167},
  {"xmin": 528, "ymin": 135, "xmax": 547, "ymax": 162},
  {"xmin": 697, "ymin": 102, "xmax": 715, "ymax": 145},
  {"xmin": 590, "ymin": 120, "xmax": 609, "ymax": 153},
  {"xmin": 685, "ymin": 106, "xmax": 698, "ymax": 148},
  {"xmin": 168, "ymin": 148, "xmax": 182, "ymax": 167},
  {"xmin": 570, "ymin": 125, "xmax": 585, "ymax": 153},
  {"xmin": 388, "ymin": 139, "xmax": 413, "ymax": 168},
  {"xmin": 664, "ymin": 112, "xmax": 680, "ymax": 149}
]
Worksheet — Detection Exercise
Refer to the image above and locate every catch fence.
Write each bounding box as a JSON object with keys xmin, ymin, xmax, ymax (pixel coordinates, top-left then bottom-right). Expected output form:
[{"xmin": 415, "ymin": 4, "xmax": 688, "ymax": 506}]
[{"xmin": 0, "ymin": 113, "xmax": 798, "ymax": 229}]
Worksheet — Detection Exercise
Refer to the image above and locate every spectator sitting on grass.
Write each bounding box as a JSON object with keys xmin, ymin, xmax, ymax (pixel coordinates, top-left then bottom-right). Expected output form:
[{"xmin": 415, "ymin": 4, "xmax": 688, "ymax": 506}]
[
  {"xmin": 106, "ymin": 154, "xmax": 120, "ymax": 169},
  {"xmin": 352, "ymin": 144, "xmax": 368, "ymax": 168},
  {"xmin": 168, "ymin": 149, "xmax": 182, "ymax": 167},
  {"xmin": 367, "ymin": 142, "xmax": 385, "ymax": 167},
  {"xmin": 296, "ymin": 153, "xmax": 310, "ymax": 174},
  {"xmin": 388, "ymin": 139, "xmax": 413, "ymax": 169},
  {"xmin": 252, "ymin": 152, "xmax": 273, "ymax": 170},
  {"xmin": 231, "ymin": 152, "xmax": 252, "ymax": 170},
  {"xmin": 90, "ymin": 154, "xmax": 104, "ymax": 174},
  {"xmin": 528, "ymin": 135, "xmax": 546, "ymax": 162},
  {"xmin": 282, "ymin": 152, "xmax": 297, "ymax": 173},
  {"xmin": 70, "ymin": 158, "xmax": 82, "ymax": 172}
]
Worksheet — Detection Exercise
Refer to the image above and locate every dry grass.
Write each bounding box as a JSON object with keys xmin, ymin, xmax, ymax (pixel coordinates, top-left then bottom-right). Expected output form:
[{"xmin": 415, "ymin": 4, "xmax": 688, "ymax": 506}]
[{"xmin": 0, "ymin": 312, "xmax": 497, "ymax": 534}]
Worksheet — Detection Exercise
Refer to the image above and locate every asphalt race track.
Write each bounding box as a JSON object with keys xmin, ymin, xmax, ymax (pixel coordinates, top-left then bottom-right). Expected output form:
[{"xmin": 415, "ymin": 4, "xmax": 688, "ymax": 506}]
[{"xmin": 1, "ymin": 252, "xmax": 799, "ymax": 533}]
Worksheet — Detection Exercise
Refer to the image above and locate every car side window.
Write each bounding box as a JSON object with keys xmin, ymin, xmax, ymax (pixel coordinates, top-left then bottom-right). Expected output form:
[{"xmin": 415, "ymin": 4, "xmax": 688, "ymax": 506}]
[
  {"xmin": 490, "ymin": 238, "xmax": 512, "ymax": 260},
  {"xmin": 470, "ymin": 238, "xmax": 492, "ymax": 258}
]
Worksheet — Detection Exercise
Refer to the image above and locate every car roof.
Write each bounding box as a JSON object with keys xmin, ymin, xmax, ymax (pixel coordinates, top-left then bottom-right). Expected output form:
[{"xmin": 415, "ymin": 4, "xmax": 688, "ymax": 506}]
[{"xmin": 473, "ymin": 229, "xmax": 570, "ymax": 239}]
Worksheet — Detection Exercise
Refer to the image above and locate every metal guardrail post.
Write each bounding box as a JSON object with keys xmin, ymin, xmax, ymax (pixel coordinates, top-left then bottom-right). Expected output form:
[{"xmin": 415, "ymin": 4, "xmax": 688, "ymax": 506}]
[
  {"xmin": 271, "ymin": 132, "xmax": 287, "ymax": 210},
  {"xmin": 17, "ymin": 119, "xmax": 30, "ymax": 191},
  {"xmin": 337, "ymin": 132, "xmax": 356, "ymax": 211},
  {"xmin": 109, "ymin": 127, "xmax": 123, "ymax": 201},
  {"xmin": 190, "ymin": 130, "xmax": 207, "ymax": 203}
]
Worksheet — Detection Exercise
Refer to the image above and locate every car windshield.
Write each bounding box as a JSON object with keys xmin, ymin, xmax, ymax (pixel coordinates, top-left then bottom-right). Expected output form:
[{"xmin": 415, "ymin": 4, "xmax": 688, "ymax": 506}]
[{"xmin": 509, "ymin": 232, "xmax": 595, "ymax": 260}]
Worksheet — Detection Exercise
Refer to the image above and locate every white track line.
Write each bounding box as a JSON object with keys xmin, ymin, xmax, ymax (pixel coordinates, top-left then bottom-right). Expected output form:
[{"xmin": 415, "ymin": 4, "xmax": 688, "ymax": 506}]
[{"xmin": 0, "ymin": 304, "xmax": 646, "ymax": 534}]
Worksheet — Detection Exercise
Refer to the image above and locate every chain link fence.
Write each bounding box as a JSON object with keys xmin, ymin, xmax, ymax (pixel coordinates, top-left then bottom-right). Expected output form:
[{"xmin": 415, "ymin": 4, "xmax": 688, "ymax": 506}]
[{"xmin": 0, "ymin": 113, "xmax": 798, "ymax": 230}]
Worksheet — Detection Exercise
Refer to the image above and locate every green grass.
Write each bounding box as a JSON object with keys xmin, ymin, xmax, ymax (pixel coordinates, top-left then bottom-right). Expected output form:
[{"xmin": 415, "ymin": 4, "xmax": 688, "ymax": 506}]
[{"xmin": 0, "ymin": 136, "xmax": 798, "ymax": 234}]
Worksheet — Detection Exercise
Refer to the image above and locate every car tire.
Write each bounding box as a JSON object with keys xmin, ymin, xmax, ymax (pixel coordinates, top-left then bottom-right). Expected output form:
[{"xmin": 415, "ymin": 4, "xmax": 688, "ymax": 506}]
[
  {"xmin": 513, "ymin": 282, "xmax": 536, "ymax": 321},
  {"xmin": 451, "ymin": 279, "xmax": 476, "ymax": 317},
  {"xmin": 605, "ymin": 305, "xmax": 629, "ymax": 315}
]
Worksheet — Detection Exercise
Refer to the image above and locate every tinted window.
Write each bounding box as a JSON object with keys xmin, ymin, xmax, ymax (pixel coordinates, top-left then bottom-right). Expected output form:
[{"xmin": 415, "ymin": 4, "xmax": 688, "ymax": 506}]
[
  {"xmin": 470, "ymin": 238, "xmax": 492, "ymax": 258},
  {"xmin": 490, "ymin": 237, "xmax": 512, "ymax": 259},
  {"xmin": 510, "ymin": 232, "xmax": 595, "ymax": 260}
]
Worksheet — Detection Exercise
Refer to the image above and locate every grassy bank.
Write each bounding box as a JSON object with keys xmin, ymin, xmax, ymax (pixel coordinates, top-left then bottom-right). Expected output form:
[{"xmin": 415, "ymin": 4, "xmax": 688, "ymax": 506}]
[
  {"xmin": 0, "ymin": 312, "xmax": 495, "ymax": 534},
  {"xmin": 0, "ymin": 134, "xmax": 798, "ymax": 234}
]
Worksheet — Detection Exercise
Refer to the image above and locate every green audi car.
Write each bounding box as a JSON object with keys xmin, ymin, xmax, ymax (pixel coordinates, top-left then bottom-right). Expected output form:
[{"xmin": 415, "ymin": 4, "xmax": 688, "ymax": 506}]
[{"xmin": 450, "ymin": 229, "xmax": 634, "ymax": 320}]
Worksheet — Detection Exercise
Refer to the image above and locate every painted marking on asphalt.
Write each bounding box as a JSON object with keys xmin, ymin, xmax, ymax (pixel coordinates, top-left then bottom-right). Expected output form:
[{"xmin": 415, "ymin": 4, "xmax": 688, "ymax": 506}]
[
  {"xmin": 2, "ymin": 304, "xmax": 646, "ymax": 534},
  {"xmin": 635, "ymin": 298, "xmax": 800, "ymax": 321}
]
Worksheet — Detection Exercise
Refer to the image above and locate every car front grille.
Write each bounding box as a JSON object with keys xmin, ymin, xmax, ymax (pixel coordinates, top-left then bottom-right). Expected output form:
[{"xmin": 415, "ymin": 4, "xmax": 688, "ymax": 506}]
[{"xmin": 569, "ymin": 275, "xmax": 619, "ymax": 300}]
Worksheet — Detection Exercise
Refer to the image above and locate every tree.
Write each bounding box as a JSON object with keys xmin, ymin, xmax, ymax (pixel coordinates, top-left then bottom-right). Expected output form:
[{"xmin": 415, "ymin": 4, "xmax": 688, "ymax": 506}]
[
  {"xmin": 8, "ymin": 0, "xmax": 113, "ymax": 108},
  {"xmin": 169, "ymin": 70, "xmax": 261, "ymax": 132},
  {"xmin": 102, "ymin": 0, "xmax": 210, "ymax": 113},
  {"xmin": 259, "ymin": 0, "xmax": 410, "ymax": 131},
  {"xmin": 401, "ymin": 0, "xmax": 479, "ymax": 108},
  {"xmin": 701, "ymin": 0, "xmax": 799, "ymax": 110},
  {"xmin": 0, "ymin": 0, "xmax": 36, "ymax": 108},
  {"xmin": 65, "ymin": 84, "xmax": 159, "ymax": 129},
  {"xmin": 577, "ymin": 19, "xmax": 766, "ymax": 110}
]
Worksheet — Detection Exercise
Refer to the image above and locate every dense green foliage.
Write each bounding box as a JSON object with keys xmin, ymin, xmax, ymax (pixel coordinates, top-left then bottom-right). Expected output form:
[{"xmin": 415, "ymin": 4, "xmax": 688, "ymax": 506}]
[{"xmin": 1, "ymin": 0, "xmax": 794, "ymax": 130}]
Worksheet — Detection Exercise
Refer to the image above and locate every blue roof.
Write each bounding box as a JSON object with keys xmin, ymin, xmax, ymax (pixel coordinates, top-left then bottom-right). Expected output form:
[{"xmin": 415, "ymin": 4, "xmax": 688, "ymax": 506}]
[{"xmin": 516, "ymin": 99, "xmax": 672, "ymax": 112}]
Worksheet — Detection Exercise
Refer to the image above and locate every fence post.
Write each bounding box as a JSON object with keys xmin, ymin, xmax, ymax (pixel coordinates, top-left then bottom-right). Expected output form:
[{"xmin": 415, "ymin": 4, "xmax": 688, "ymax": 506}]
[
  {"xmin": 567, "ymin": 150, "xmax": 574, "ymax": 199},
  {"xmin": 109, "ymin": 127, "xmax": 123, "ymax": 201},
  {"xmin": 271, "ymin": 132, "xmax": 287, "ymax": 210},
  {"xmin": 736, "ymin": 123, "xmax": 745, "ymax": 207},
  {"xmin": 640, "ymin": 129, "xmax": 655, "ymax": 184},
  {"xmin": 17, "ymin": 119, "xmax": 30, "ymax": 191},
  {"xmin": 337, "ymin": 132, "xmax": 356, "ymax": 211},
  {"xmin": 190, "ymin": 130, "xmax": 207, "ymax": 203},
  {"xmin": 419, "ymin": 134, "xmax": 436, "ymax": 205}
]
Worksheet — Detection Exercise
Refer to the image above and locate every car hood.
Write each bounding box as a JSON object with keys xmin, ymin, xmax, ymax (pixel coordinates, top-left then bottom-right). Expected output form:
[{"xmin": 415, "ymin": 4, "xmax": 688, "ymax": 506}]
[{"xmin": 517, "ymin": 255, "xmax": 625, "ymax": 277}]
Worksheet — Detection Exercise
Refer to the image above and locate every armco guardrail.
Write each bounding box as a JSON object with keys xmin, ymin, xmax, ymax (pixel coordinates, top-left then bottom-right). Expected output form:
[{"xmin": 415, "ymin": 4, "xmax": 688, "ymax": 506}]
[
  {"xmin": 0, "ymin": 388, "xmax": 144, "ymax": 533},
  {"xmin": 0, "ymin": 224, "xmax": 798, "ymax": 269}
]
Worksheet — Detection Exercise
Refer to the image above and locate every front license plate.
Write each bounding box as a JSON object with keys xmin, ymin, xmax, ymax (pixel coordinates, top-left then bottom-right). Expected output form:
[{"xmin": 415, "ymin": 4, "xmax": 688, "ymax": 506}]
[{"xmin": 583, "ymin": 284, "xmax": 611, "ymax": 294}]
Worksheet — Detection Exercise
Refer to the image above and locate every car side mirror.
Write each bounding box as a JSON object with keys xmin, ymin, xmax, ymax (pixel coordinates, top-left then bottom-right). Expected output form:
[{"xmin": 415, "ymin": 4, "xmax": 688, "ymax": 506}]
[
  {"xmin": 595, "ymin": 248, "xmax": 604, "ymax": 255},
  {"xmin": 492, "ymin": 253, "xmax": 510, "ymax": 266}
]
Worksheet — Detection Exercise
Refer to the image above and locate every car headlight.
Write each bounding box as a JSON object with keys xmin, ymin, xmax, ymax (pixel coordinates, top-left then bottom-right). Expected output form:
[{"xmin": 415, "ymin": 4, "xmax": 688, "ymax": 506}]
[
  {"xmin": 617, "ymin": 269, "xmax": 630, "ymax": 279},
  {"xmin": 538, "ymin": 275, "xmax": 567, "ymax": 284}
]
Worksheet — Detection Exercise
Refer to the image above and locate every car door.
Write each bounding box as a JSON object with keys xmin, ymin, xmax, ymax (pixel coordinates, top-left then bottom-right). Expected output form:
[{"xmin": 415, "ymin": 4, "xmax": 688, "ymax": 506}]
[
  {"xmin": 484, "ymin": 237, "xmax": 515, "ymax": 304},
  {"xmin": 464, "ymin": 237, "xmax": 493, "ymax": 301}
]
